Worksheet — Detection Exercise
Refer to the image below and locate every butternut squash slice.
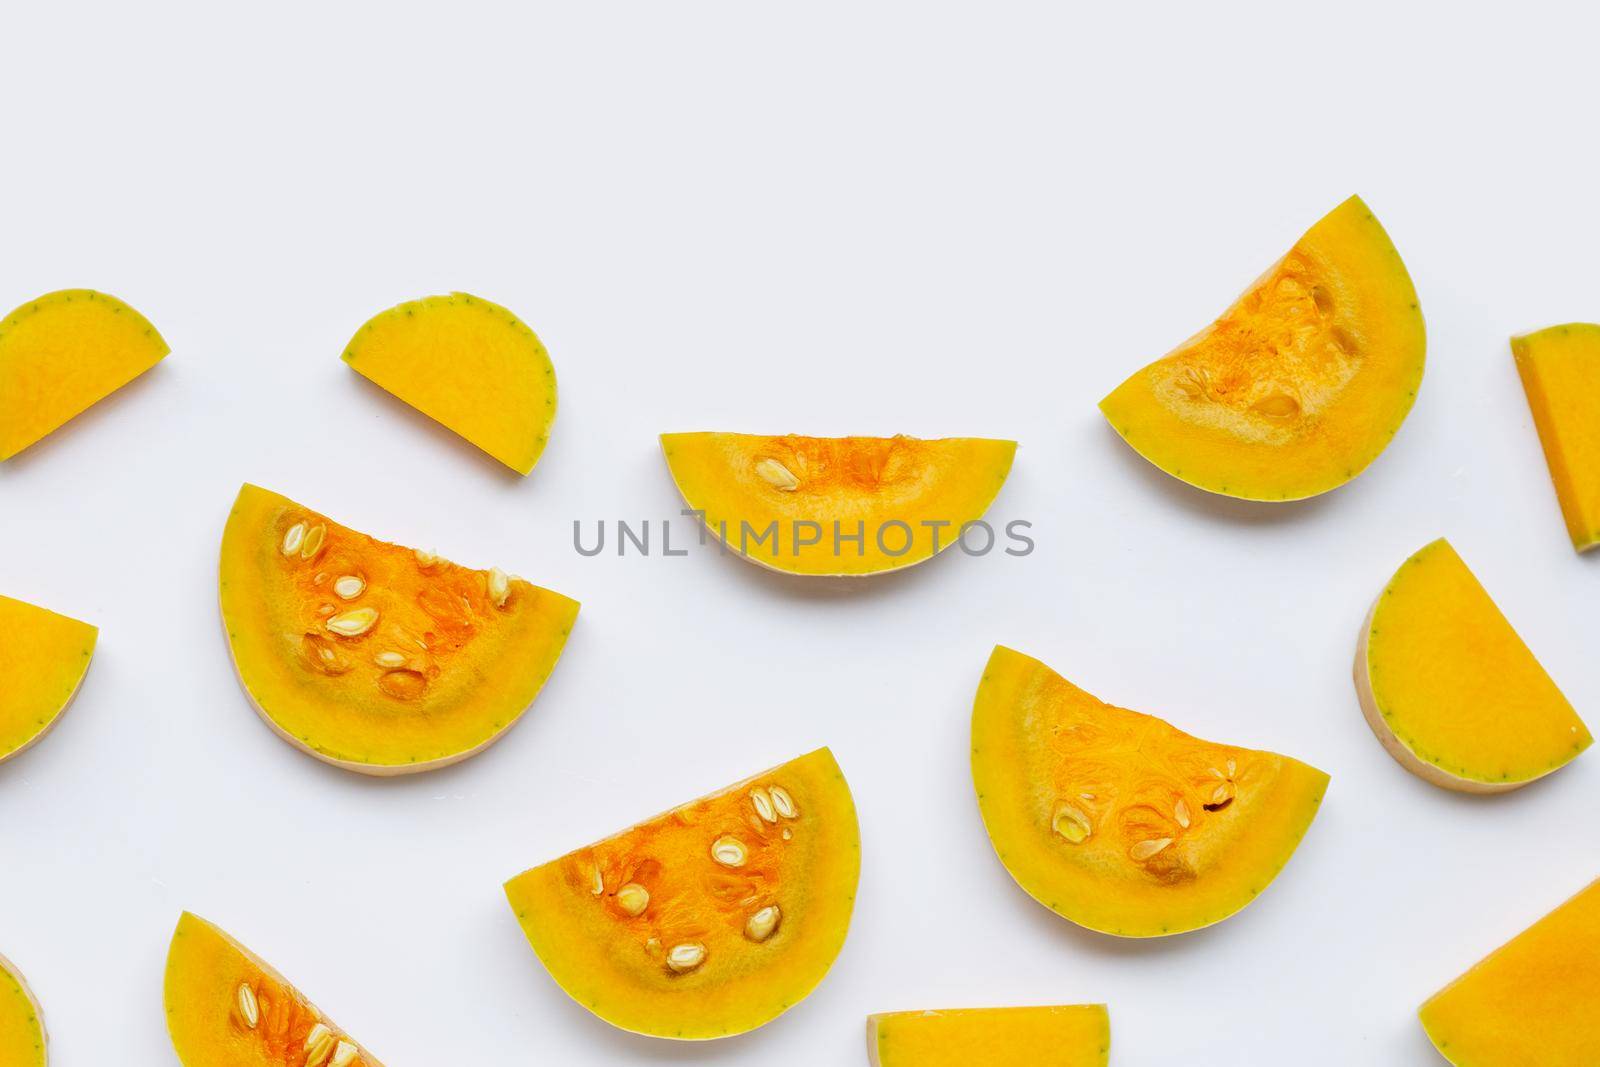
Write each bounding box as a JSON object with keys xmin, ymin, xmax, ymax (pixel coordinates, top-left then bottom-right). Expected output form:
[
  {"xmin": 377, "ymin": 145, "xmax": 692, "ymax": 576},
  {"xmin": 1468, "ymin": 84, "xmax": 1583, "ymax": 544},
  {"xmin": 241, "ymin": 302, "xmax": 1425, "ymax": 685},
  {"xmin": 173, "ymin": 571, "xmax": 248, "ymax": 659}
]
[
  {"xmin": 504, "ymin": 748, "xmax": 860, "ymax": 1039},
  {"xmin": 1356, "ymin": 538, "xmax": 1589, "ymax": 792},
  {"xmin": 1100, "ymin": 196, "xmax": 1424, "ymax": 500},
  {"xmin": 164, "ymin": 912, "xmax": 383, "ymax": 1067},
  {"xmin": 0, "ymin": 289, "xmax": 169, "ymax": 460},
  {"xmin": 868, "ymin": 1005, "xmax": 1109, "ymax": 1067},
  {"xmin": 972, "ymin": 646, "xmax": 1329, "ymax": 937},
  {"xmin": 219, "ymin": 484, "xmax": 578, "ymax": 775},
  {"xmin": 0, "ymin": 593, "xmax": 96, "ymax": 767},
  {"xmin": 1420, "ymin": 876, "xmax": 1600, "ymax": 1066},
  {"xmin": 659, "ymin": 433, "xmax": 1016, "ymax": 576},
  {"xmin": 1512, "ymin": 323, "xmax": 1600, "ymax": 551},
  {"xmin": 341, "ymin": 292, "xmax": 557, "ymax": 475},
  {"xmin": 0, "ymin": 952, "xmax": 46, "ymax": 1067}
]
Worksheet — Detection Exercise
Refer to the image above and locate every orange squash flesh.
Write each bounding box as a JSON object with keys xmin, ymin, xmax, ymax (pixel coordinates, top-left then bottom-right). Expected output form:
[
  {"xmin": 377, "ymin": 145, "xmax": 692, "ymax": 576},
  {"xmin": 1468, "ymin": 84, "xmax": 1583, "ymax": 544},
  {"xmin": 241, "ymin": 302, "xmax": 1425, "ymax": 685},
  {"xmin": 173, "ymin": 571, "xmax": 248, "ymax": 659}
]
[
  {"xmin": 0, "ymin": 593, "xmax": 97, "ymax": 767},
  {"xmin": 1100, "ymin": 196, "xmax": 1425, "ymax": 500},
  {"xmin": 219, "ymin": 484, "xmax": 578, "ymax": 775},
  {"xmin": 1512, "ymin": 324, "xmax": 1600, "ymax": 551},
  {"xmin": 868, "ymin": 1005, "xmax": 1109, "ymax": 1067},
  {"xmin": 659, "ymin": 433, "xmax": 1016, "ymax": 576},
  {"xmin": 164, "ymin": 912, "xmax": 383, "ymax": 1067},
  {"xmin": 1420, "ymin": 877, "xmax": 1600, "ymax": 1066},
  {"xmin": 1356, "ymin": 539, "xmax": 1589, "ymax": 792},
  {"xmin": 0, "ymin": 289, "xmax": 169, "ymax": 461},
  {"xmin": 504, "ymin": 748, "xmax": 860, "ymax": 1039},
  {"xmin": 972, "ymin": 646, "xmax": 1329, "ymax": 937},
  {"xmin": 0, "ymin": 952, "xmax": 46, "ymax": 1067},
  {"xmin": 341, "ymin": 292, "xmax": 557, "ymax": 475}
]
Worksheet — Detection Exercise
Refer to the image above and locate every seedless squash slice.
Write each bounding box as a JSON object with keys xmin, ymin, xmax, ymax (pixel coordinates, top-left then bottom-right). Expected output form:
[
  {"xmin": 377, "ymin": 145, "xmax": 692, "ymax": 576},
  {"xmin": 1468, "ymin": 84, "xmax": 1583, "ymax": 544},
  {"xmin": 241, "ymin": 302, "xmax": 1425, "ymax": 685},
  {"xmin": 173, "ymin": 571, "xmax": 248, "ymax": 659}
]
[
  {"xmin": 1512, "ymin": 323, "xmax": 1600, "ymax": 551},
  {"xmin": 0, "ymin": 952, "xmax": 46, "ymax": 1067},
  {"xmin": 219, "ymin": 484, "xmax": 578, "ymax": 775},
  {"xmin": 504, "ymin": 748, "xmax": 860, "ymax": 1039},
  {"xmin": 1100, "ymin": 196, "xmax": 1424, "ymax": 500},
  {"xmin": 660, "ymin": 433, "xmax": 1016, "ymax": 576},
  {"xmin": 0, "ymin": 593, "xmax": 96, "ymax": 767},
  {"xmin": 164, "ymin": 912, "xmax": 383, "ymax": 1067},
  {"xmin": 972, "ymin": 646, "xmax": 1329, "ymax": 937},
  {"xmin": 868, "ymin": 1005, "xmax": 1109, "ymax": 1067}
]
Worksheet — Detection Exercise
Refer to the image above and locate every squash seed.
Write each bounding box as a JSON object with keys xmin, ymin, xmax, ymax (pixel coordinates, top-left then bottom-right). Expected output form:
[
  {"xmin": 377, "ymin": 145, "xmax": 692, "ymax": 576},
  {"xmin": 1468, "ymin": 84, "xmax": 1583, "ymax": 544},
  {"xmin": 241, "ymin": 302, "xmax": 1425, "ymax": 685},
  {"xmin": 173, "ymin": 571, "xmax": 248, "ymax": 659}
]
[
  {"xmin": 1130, "ymin": 838, "xmax": 1172, "ymax": 862},
  {"xmin": 1174, "ymin": 798, "xmax": 1191, "ymax": 829},
  {"xmin": 281, "ymin": 523, "xmax": 307, "ymax": 556},
  {"xmin": 590, "ymin": 865, "xmax": 604, "ymax": 895},
  {"xmin": 488, "ymin": 567, "xmax": 510, "ymax": 608},
  {"xmin": 711, "ymin": 836, "xmax": 748, "ymax": 868},
  {"xmin": 616, "ymin": 882, "xmax": 650, "ymax": 917},
  {"xmin": 333, "ymin": 575, "xmax": 365, "ymax": 600},
  {"xmin": 1052, "ymin": 801, "xmax": 1092, "ymax": 843},
  {"xmin": 325, "ymin": 608, "xmax": 379, "ymax": 637},
  {"xmin": 373, "ymin": 651, "xmax": 406, "ymax": 669},
  {"xmin": 754, "ymin": 458, "xmax": 800, "ymax": 491},
  {"xmin": 744, "ymin": 905, "xmax": 781, "ymax": 942},
  {"xmin": 415, "ymin": 548, "xmax": 437, "ymax": 567},
  {"xmin": 300, "ymin": 523, "xmax": 327, "ymax": 560},
  {"xmin": 768, "ymin": 786, "xmax": 797, "ymax": 819},
  {"xmin": 305, "ymin": 1024, "xmax": 335, "ymax": 1067},
  {"xmin": 236, "ymin": 982, "xmax": 259, "ymax": 1028},
  {"xmin": 750, "ymin": 789, "xmax": 777, "ymax": 823},
  {"xmin": 666, "ymin": 942, "xmax": 706, "ymax": 973},
  {"xmin": 330, "ymin": 1042, "xmax": 361, "ymax": 1067}
]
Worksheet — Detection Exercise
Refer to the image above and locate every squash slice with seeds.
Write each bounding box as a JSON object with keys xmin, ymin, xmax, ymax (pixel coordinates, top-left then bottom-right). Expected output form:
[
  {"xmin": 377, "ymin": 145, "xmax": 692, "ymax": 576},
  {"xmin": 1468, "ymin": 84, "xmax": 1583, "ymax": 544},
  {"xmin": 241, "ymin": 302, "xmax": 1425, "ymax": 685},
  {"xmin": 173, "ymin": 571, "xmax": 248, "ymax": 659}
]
[
  {"xmin": 504, "ymin": 748, "xmax": 860, "ymax": 1039},
  {"xmin": 1100, "ymin": 196, "xmax": 1424, "ymax": 500},
  {"xmin": 869, "ymin": 1005, "xmax": 1109, "ymax": 1067},
  {"xmin": 218, "ymin": 483, "xmax": 578, "ymax": 775},
  {"xmin": 0, "ymin": 593, "xmax": 96, "ymax": 767},
  {"xmin": 971, "ymin": 646, "xmax": 1328, "ymax": 937},
  {"xmin": 164, "ymin": 912, "xmax": 383, "ymax": 1067},
  {"xmin": 0, "ymin": 951, "xmax": 46, "ymax": 1067}
]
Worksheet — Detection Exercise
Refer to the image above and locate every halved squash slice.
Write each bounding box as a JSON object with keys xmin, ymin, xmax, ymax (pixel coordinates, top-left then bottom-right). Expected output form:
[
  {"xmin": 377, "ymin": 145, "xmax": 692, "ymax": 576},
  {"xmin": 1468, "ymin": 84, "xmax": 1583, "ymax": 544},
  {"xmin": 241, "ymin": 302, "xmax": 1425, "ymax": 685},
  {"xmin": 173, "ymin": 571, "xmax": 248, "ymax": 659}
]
[
  {"xmin": 0, "ymin": 952, "xmax": 46, "ymax": 1067},
  {"xmin": 1420, "ymin": 876, "xmax": 1600, "ymax": 1066},
  {"xmin": 972, "ymin": 646, "xmax": 1329, "ymax": 937},
  {"xmin": 504, "ymin": 748, "xmax": 860, "ymax": 1039},
  {"xmin": 1512, "ymin": 323, "xmax": 1600, "ymax": 551},
  {"xmin": 1100, "ymin": 196, "xmax": 1424, "ymax": 500},
  {"xmin": 164, "ymin": 912, "xmax": 383, "ymax": 1067},
  {"xmin": 219, "ymin": 484, "xmax": 578, "ymax": 775},
  {"xmin": 868, "ymin": 1005, "xmax": 1109, "ymax": 1067},
  {"xmin": 1355, "ymin": 538, "xmax": 1589, "ymax": 792},
  {"xmin": 0, "ymin": 593, "xmax": 96, "ymax": 766},
  {"xmin": 659, "ymin": 433, "xmax": 1016, "ymax": 576},
  {"xmin": 0, "ymin": 289, "xmax": 169, "ymax": 460},
  {"xmin": 341, "ymin": 292, "xmax": 556, "ymax": 475}
]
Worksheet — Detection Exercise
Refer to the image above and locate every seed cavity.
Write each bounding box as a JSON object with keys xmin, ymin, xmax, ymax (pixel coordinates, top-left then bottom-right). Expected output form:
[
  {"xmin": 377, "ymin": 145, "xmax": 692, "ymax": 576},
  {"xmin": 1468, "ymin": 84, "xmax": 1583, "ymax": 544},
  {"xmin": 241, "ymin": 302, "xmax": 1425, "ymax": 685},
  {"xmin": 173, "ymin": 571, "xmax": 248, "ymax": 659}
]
[
  {"xmin": 711, "ymin": 836, "xmax": 748, "ymax": 868},
  {"xmin": 305, "ymin": 1024, "xmax": 335, "ymax": 1067},
  {"xmin": 768, "ymin": 786, "xmax": 797, "ymax": 819},
  {"xmin": 325, "ymin": 608, "xmax": 379, "ymax": 637},
  {"xmin": 750, "ymin": 789, "xmax": 777, "ymax": 823},
  {"xmin": 666, "ymin": 942, "xmax": 706, "ymax": 973},
  {"xmin": 300, "ymin": 523, "xmax": 327, "ymax": 561},
  {"xmin": 1052, "ymin": 801, "xmax": 1092, "ymax": 844},
  {"xmin": 754, "ymin": 458, "xmax": 800, "ymax": 491},
  {"xmin": 373, "ymin": 651, "xmax": 407, "ymax": 669},
  {"xmin": 1174, "ymin": 798, "xmax": 1191, "ymax": 829},
  {"xmin": 745, "ymin": 905, "xmax": 781, "ymax": 942},
  {"xmin": 615, "ymin": 882, "xmax": 650, "ymax": 917},
  {"xmin": 488, "ymin": 567, "xmax": 511, "ymax": 608},
  {"xmin": 1311, "ymin": 285, "xmax": 1335, "ymax": 316},
  {"xmin": 281, "ymin": 523, "xmax": 307, "ymax": 556},
  {"xmin": 376, "ymin": 668, "xmax": 425, "ymax": 700},
  {"xmin": 333, "ymin": 575, "xmax": 365, "ymax": 600},
  {"xmin": 1130, "ymin": 837, "xmax": 1173, "ymax": 862},
  {"xmin": 236, "ymin": 982, "xmax": 259, "ymax": 1028},
  {"xmin": 1250, "ymin": 392, "xmax": 1300, "ymax": 418},
  {"xmin": 330, "ymin": 1042, "xmax": 361, "ymax": 1067}
]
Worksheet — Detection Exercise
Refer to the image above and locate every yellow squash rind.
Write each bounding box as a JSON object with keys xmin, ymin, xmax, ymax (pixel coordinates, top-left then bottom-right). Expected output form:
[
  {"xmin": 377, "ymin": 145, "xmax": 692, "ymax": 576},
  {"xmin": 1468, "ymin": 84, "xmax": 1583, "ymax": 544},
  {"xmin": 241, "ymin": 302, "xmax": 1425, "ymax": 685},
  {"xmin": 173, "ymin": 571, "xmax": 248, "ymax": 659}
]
[{"xmin": 0, "ymin": 952, "xmax": 46, "ymax": 1067}]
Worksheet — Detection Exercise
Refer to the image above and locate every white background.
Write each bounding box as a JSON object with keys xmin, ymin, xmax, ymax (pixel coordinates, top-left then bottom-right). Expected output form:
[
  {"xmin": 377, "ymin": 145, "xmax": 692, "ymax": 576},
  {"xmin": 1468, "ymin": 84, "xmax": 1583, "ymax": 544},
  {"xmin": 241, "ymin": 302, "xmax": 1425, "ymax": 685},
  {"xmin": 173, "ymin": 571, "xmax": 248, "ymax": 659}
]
[{"xmin": 1, "ymin": 3, "xmax": 1596, "ymax": 1064}]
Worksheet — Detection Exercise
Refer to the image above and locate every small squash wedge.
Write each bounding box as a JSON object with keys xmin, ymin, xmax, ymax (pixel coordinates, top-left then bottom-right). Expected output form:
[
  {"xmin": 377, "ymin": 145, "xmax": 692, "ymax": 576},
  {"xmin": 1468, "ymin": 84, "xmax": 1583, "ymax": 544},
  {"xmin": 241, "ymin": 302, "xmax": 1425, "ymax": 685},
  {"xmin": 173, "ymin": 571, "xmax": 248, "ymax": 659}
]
[
  {"xmin": 1420, "ymin": 877, "xmax": 1600, "ymax": 1066},
  {"xmin": 0, "ymin": 952, "xmax": 46, "ymax": 1067},
  {"xmin": 868, "ymin": 1005, "xmax": 1109, "ymax": 1067},
  {"xmin": 1512, "ymin": 323, "xmax": 1600, "ymax": 551},
  {"xmin": 972, "ymin": 646, "xmax": 1329, "ymax": 937},
  {"xmin": 0, "ymin": 593, "xmax": 97, "ymax": 767},
  {"xmin": 164, "ymin": 912, "xmax": 383, "ymax": 1067},
  {"xmin": 219, "ymin": 484, "xmax": 578, "ymax": 775},
  {"xmin": 1356, "ymin": 538, "xmax": 1589, "ymax": 792},
  {"xmin": 1100, "ymin": 196, "xmax": 1424, "ymax": 500},
  {"xmin": 659, "ymin": 433, "xmax": 1016, "ymax": 576},
  {"xmin": 504, "ymin": 748, "xmax": 860, "ymax": 1039},
  {"xmin": 341, "ymin": 292, "xmax": 556, "ymax": 475},
  {"xmin": 0, "ymin": 289, "xmax": 169, "ymax": 460}
]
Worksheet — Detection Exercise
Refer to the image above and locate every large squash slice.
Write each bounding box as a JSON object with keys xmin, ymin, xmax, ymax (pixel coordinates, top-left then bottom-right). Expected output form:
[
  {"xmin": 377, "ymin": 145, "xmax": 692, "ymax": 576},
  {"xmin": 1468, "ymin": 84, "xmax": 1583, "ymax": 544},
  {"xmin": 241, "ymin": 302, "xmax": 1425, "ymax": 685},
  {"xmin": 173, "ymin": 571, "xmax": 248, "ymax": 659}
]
[
  {"xmin": 972, "ymin": 646, "xmax": 1329, "ymax": 937},
  {"xmin": 1420, "ymin": 877, "xmax": 1600, "ymax": 1066},
  {"xmin": 1100, "ymin": 196, "xmax": 1424, "ymax": 500},
  {"xmin": 868, "ymin": 1005, "xmax": 1109, "ymax": 1067},
  {"xmin": 164, "ymin": 912, "xmax": 383, "ymax": 1067},
  {"xmin": 659, "ymin": 433, "xmax": 1016, "ymax": 576},
  {"xmin": 0, "ymin": 289, "xmax": 169, "ymax": 461},
  {"xmin": 0, "ymin": 593, "xmax": 97, "ymax": 767},
  {"xmin": 219, "ymin": 484, "xmax": 578, "ymax": 775},
  {"xmin": 341, "ymin": 292, "xmax": 557, "ymax": 475},
  {"xmin": 1512, "ymin": 323, "xmax": 1600, "ymax": 551},
  {"xmin": 0, "ymin": 952, "xmax": 45, "ymax": 1067},
  {"xmin": 504, "ymin": 748, "xmax": 860, "ymax": 1039},
  {"xmin": 1356, "ymin": 538, "xmax": 1588, "ymax": 792}
]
